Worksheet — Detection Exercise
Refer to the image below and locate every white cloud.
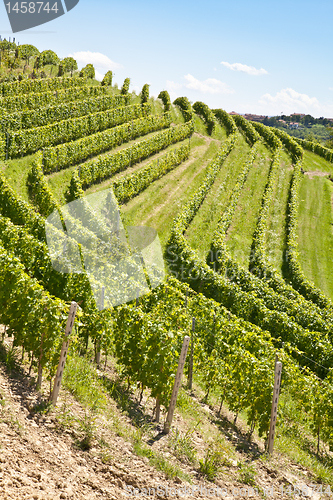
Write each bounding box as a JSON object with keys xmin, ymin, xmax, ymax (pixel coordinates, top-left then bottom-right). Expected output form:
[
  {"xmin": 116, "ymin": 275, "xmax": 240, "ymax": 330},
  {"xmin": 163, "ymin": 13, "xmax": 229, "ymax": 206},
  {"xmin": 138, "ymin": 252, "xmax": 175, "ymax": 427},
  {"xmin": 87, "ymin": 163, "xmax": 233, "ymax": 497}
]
[
  {"xmin": 131, "ymin": 85, "xmax": 140, "ymax": 95},
  {"xmin": 184, "ymin": 74, "xmax": 234, "ymax": 94},
  {"xmin": 166, "ymin": 80, "xmax": 182, "ymax": 92},
  {"xmin": 259, "ymin": 88, "xmax": 320, "ymax": 114},
  {"xmin": 330, "ymin": 87, "xmax": 333, "ymax": 91},
  {"xmin": 69, "ymin": 51, "xmax": 123, "ymax": 81},
  {"xmin": 221, "ymin": 61, "xmax": 268, "ymax": 76}
]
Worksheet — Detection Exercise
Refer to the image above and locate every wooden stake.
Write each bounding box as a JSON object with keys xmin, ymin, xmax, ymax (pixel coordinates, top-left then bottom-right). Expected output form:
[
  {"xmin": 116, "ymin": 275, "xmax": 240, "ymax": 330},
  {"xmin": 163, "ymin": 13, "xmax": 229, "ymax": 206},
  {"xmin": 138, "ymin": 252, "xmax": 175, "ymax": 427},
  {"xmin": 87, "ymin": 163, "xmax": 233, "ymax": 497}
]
[
  {"xmin": 95, "ymin": 288, "xmax": 105, "ymax": 366},
  {"xmin": 155, "ymin": 396, "xmax": 161, "ymax": 423},
  {"xmin": 28, "ymin": 352, "xmax": 34, "ymax": 376},
  {"xmin": 1, "ymin": 325, "xmax": 6, "ymax": 342},
  {"xmin": 50, "ymin": 302, "xmax": 78, "ymax": 406},
  {"xmin": 164, "ymin": 336, "xmax": 190, "ymax": 434},
  {"xmin": 187, "ymin": 318, "xmax": 195, "ymax": 390},
  {"xmin": 268, "ymin": 361, "xmax": 282, "ymax": 454},
  {"xmin": 37, "ymin": 331, "xmax": 45, "ymax": 389}
]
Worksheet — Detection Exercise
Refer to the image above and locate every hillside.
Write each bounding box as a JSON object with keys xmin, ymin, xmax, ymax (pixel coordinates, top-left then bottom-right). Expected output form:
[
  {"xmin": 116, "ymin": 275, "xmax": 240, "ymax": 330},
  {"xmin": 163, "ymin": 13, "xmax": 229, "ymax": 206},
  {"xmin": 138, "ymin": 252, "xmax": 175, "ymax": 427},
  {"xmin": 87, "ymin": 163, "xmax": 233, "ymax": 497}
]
[{"xmin": 0, "ymin": 45, "xmax": 333, "ymax": 498}]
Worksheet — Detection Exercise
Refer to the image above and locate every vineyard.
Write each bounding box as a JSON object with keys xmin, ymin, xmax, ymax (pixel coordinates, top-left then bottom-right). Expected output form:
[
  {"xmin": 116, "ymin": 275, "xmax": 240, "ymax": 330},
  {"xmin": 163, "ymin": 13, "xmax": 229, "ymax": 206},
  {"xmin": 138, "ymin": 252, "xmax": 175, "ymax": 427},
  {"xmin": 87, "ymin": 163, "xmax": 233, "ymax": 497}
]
[{"xmin": 1, "ymin": 52, "xmax": 333, "ymax": 494}]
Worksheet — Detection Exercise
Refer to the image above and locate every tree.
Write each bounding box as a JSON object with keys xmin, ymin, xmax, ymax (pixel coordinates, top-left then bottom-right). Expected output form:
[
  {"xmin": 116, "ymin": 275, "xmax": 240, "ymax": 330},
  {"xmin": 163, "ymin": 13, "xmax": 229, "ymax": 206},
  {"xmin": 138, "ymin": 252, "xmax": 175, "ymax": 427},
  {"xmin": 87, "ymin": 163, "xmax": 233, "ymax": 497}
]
[
  {"xmin": 302, "ymin": 114, "xmax": 314, "ymax": 126},
  {"xmin": 101, "ymin": 70, "xmax": 113, "ymax": 86},
  {"xmin": 140, "ymin": 84, "xmax": 150, "ymax": 104},
  {"xmin": 121, "ymin": 78, "xmax": 130, "ymax": 95},
  {"xmin": 326, "ymin": 125, "xmax": 333, "ymax": 149},
  {"xmin": 18, "ymin": 44, "xmax": 39, "ymax": 69},
  {"xmin": 59, "ymin": 57, "xmax": 78, "ymax": 76},
  {"xmin": 0, "ymin": 39, "xmax": 16, "ymax": 67},
  {"xmin": 158, "ymin": 90, "xmax": 171, "ymax": 112},
  {"xmin": 80, "ymin": 64, "xmax": 95, "ymax": 79},
  {"xmin": 36, "ymin": 50, "xmax": 59, "ymax": 76}
]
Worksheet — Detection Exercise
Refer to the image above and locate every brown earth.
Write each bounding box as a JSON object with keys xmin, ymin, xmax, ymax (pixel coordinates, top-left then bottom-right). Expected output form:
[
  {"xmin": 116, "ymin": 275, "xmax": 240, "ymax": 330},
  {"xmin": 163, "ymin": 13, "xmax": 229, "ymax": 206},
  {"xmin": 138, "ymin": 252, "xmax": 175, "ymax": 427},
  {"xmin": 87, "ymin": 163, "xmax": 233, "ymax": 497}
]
[{"xmin": 0, "ymin": 333, "xmax": 329, "ymax": 500}]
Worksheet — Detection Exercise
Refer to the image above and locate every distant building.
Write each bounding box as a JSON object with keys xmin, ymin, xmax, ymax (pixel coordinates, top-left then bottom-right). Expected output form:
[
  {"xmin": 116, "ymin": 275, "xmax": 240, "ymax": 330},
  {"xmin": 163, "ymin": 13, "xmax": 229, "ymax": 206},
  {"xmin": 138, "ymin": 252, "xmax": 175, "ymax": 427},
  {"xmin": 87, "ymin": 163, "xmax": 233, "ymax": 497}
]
[
  {"xmin": 229, "ymin": 111, "xmax": 240, "ymax": 116},
  {"xmin": 290, "ymin": 113, "xmax": 306, "ymax": 118},
  {"xmin": 244, "ymin": 114, "xmax": 267, "ymax": 122},
  {"xmin": 289, "ymin": 122, "xmax": 300, "ymax": 129}
]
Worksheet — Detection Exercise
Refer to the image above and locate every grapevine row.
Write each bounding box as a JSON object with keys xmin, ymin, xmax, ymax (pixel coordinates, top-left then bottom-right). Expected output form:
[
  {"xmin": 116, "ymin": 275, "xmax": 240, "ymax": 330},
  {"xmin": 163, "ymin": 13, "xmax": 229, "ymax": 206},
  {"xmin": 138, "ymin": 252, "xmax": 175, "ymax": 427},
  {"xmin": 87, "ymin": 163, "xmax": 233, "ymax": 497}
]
[
  {"xmin": 213, "ymin": 108, "xmax": 238, "ymax": 136},
  {"xmin": 0, "ymin": 85, "xmax": 110, "ymax": 114},
  {"xmin": 0, "ymin": 94, "xmax": 129, "ymax": 133},
  {"xmin": 206, "ymin": 130, "xmax": 332, "ymax": 335},
  {"xmin": 224, "ymin": 118, "xmax": 332, "ymax": 324},
  {"xmin": 296, "ymin": 137, "xmax": 333, "ymax": 163},
  {"xmin": 0, "ymin": 76, "xmax": 87, "ymax": 97},
  {"xmin": 71, "ymin": 121, "xmax": 193, "ymax": 187},
  {"xmin": 233, "ymin": 114, "xmax": 261, "ymax": 145},
  {"xmin": 173, "ymin": 97, "xmax": 193, "ymax": 122},
  {"xmin": 41, "ymin": 112, "xmax": 172, "ymax": 171},
  {"xmin": 114, "ymin": 278, "xmax": 333, "ymax": 445},
  {"xmin": 208, "ymin": 143, "xmax": 259, "ymax": 258},
  {"xmin": 272, "ymin": 127, "xmax": 333, "ymax": 311},
  {"xmin": 249, "ymin": 121, "xmax": 333, "ymax": 320},
  {"xmin": 0, "ymin": 244, "xmax": 67, "ymax": 380},
  {"xmin": 165, "ymin": 137, "xmax": 333, "ymax": 373},
  {"xmin": 7, "ymin": 103, "xmax": 152, "ymax": 158},
  {"xmin": 193, "ymin": 101, "xmax": 217, "ymax": 135},
  {"xmin": 112, "ymin": 144, "xmax": 190, "ymax": 204}
]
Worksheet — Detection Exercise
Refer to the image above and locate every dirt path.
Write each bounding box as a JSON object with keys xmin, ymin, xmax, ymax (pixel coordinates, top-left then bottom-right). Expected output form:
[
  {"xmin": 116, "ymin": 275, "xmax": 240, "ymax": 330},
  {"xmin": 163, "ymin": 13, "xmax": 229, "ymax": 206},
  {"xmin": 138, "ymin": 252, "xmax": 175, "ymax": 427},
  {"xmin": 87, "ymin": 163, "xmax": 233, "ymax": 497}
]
[
  {"xmin": 304, "ymin": 170, "xmax": 330, "ymax": 179},
  {"xmin": 0, "ymin": 337, "xmax": 329, "ymax": 500}
]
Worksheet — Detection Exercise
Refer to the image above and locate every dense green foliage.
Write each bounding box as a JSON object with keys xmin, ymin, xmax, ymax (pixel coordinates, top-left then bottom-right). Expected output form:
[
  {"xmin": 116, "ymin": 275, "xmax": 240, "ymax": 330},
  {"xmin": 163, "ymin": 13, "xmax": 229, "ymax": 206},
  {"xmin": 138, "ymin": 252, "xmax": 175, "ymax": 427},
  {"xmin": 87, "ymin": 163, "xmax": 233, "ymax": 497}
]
[
  {"xmin": 2, "ymin": 63, "xmax": 333, "ymax": 455},
  {"xmin": 7, "ymin": 103, "xmax": 151, "ymax": 157},
  {"xmin": 141, "ymin": 84, "xmax": 150, "ymax": 104},
  {"xmin": 102, "ymin": 71, "xmax": 113, "ymax": 87},
  {"xmin": 0, "ymin": 85, "xmax": 109, "ymax": 113},
  {"xmin": 193, "ymin": 102, "xmax": 216, "ymax": 135},
  {"xmin": 79, "ymin": 64, "xmax": 95, "ymax": 79},
  {"xmin": 0, "ymin": 94, "xmax": 128, "ymax": 132},
  {"xmin": 173, "ymin": 97, "xmax": 193, "ymax": 122},
  {"xmin": 74, "ymin": 121, "xmax": 193, "ymax": 187},
  {"xmin": 41, "ymin": 112, "xmax": 172, "ymax": 172},
  {"xmin": 0, "ymin": 76, "xmax": 87, "ymax": 97},
  {"xmin": 121, "ymin": 78, "xmax": 131, "ymax": 95},
  {"xmin": 158, "ymin": 90, "xmax": 171, "ymax": 112}
]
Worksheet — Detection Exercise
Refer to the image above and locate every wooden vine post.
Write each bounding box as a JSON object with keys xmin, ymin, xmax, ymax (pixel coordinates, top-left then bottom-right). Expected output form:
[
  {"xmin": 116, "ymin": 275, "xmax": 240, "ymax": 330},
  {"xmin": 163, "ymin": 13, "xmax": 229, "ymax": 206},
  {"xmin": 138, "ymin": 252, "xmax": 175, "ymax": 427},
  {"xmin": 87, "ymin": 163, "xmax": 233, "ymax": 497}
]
[
  {"xmin": 155, "ymin": 396, "xmax": 160, "ymax": 423},
  {"xmin": 50, "ymin": 302, "xmax": 78, "ymax": 406},
  {"xmin": 164, "ymin": 336, "xmax": 190, "ymax": 434},
  {"xmin": 95, "ymin": 287, "xmax": 105, "ymax": 367},
  {"xmin": 268, "ymin": 361, "xmax": 282, "ymax": 454},
  {"xmin": 187, "ymin": 318, "xmax": 195, "ymax": 390},
  {"xmin": 37, "ymin": 331, "xmax": 45, "ymax": 389}
]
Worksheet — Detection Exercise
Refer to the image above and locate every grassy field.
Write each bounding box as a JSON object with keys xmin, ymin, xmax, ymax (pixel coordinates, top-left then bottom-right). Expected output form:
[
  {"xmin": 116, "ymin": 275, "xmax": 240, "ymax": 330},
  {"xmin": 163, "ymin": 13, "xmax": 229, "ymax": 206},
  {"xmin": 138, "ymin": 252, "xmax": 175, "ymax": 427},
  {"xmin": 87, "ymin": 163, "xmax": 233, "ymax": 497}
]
[
  {"xmin": 185, "ymin": 133, "xmax": 251, "ymax": 259},
  {"xmin": 47, "ymin": 127, "xmax": 190, "ymax": 206},
  {"xmin": 120, "ymin": 133, "xmax": 222, "ymax": 248},
  {"xmin": 265, "ymin": 150, "xmax": 293, "ymax": 273},
  {"xmin": 225, "ymin": 142, "xmax": 272, "ymax": 269},
  {"xmin": 303, "ymin": 149, "xmax": 333, "ymax": 174},
  {"xmin": 297, "ymin": 172, "xmax": 333, "ymax": 300},
  {"xmin": 1, "ymin": 155, "xmax": 35, "ymax": 204},
  {"xmin": 296, "ymin": 149, "xmax": 333, "ymax": 300}
]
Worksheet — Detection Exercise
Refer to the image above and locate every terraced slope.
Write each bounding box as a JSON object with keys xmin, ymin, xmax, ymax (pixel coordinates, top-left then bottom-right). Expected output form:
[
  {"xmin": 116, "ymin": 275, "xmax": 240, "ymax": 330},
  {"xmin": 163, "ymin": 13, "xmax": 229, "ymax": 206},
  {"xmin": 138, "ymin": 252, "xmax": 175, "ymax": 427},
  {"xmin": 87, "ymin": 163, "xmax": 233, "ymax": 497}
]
[{"xmin": 1, "ymin": 74, "xmax": 333, "ymax": 466}]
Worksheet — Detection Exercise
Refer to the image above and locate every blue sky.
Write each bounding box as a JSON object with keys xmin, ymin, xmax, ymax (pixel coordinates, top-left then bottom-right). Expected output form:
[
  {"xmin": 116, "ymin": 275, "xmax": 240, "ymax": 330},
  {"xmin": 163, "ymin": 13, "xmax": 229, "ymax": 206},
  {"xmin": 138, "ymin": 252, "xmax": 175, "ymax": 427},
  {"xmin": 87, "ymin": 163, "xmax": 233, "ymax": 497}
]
[{"xmin": 1, "ymin": 0, "xmax": 333, "ymax": 117}]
